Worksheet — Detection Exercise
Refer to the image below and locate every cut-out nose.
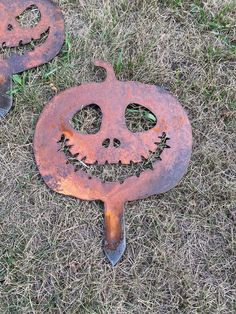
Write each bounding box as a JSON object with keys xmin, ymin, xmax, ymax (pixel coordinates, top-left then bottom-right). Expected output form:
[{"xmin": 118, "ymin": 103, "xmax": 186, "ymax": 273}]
[
  {"xmin": 102, "ymin": 138, "xmax": 110, "ymax": 148},
  {"xmin": 102, "ymin": 138, "xmax": 121, "ymax": 148},
  {"xmin": 113, "ymin": 138, "xmax": 121, "ymax": 148}
]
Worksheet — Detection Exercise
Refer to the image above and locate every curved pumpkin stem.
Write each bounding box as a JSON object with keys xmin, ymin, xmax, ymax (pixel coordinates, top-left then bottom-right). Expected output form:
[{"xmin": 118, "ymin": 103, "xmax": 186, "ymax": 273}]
[{"xmin": 93, "ymin": 60, "xmax": 117, "ymax": 82}]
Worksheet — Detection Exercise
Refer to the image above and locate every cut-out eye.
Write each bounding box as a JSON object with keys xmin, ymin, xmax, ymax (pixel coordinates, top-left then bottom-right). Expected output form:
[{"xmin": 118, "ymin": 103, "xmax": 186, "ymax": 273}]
[
  {"xmin": 16, "ymin": 5, "xmax": 41, "ymax": 28},
  {"xmin": 125, "ymin": 104, "xmax": 157, "ymax": 133},
  {"xmin": 70, "ymin": 104, "xmax": 102, "ymax": 134}
]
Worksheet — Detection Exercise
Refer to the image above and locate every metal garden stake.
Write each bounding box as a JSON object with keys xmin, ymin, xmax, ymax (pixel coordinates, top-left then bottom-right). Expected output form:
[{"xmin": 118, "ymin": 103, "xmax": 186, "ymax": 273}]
[{"xmin": 34, "ymin": 60, "xmax": 192, "ymax": 265}]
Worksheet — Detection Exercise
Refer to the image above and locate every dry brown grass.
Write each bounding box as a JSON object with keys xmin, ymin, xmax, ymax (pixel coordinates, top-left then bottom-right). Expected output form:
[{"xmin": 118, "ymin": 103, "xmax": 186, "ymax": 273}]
[{"xmin": 0, "ymin": 0, "xmax": 236, "ymax": 313}]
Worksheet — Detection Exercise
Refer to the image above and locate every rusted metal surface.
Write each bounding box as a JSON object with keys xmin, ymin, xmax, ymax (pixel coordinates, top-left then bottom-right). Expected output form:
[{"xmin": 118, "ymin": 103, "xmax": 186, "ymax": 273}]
[
  {"xmin": 34, "ymin": 60, "xmax": 192, "ymax": 265},
  {"xmin": 0, "ymin": 0, "xmax": 64, "ymax": 118}
]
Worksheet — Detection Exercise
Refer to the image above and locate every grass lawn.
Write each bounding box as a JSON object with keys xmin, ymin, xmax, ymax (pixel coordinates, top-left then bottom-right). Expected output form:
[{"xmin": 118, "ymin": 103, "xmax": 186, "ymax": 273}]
[{"xmin": 0, "ymin": 0, "xmax": 235, "ymax": 313}]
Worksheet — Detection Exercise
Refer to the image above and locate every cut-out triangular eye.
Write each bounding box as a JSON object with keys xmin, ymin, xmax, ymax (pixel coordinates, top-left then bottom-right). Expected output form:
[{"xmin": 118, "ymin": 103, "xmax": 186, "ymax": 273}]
[
  {"xmin": 70, "ymin": 104, "xmax": 102, "ymax": 134},
  {"xmin": 16, "ymin": 5, "xmax": 41, "ymax": 28},
  {"xmin": 125, "ymin": 104, "xmax": 157, "ymax": 133}
]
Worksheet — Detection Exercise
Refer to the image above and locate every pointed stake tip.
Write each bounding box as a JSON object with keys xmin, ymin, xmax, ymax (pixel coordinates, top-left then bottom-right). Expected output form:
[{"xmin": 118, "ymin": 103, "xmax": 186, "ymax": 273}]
[
  {"xmin": 105, "ymin": 249, "xmax": 123, "ymax": 266},
  {"xmin": 104, "ymin": 238, "xmax": 126, "ymax": 266},
  {"xmin": 0, "ymin": 108, "xmax": 9, "ymax": 119}
]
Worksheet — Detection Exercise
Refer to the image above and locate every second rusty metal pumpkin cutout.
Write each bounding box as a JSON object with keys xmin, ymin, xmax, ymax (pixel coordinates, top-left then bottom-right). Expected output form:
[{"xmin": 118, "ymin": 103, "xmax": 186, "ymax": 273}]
[
  {"xmin": 0, "ymin": 0, "xmax": 65, "ymax": 118},
  {"xmin": 34, "ymin": 60, "xmax": 192, "ymax": 265}
]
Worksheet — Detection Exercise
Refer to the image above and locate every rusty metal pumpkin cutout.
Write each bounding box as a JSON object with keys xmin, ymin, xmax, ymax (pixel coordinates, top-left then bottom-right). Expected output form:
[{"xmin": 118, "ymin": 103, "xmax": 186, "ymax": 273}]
[
  {"xmin": 34, "ymin": 60, "xmax": 192, "ymax": 265},
  {"xmin": 0, "ymin": 0, "xmax": 65, "ymax": 118}
]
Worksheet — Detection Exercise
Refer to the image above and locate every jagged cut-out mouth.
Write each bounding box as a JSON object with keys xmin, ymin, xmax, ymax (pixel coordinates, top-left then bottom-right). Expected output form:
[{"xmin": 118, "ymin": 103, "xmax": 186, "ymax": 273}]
[
  {"xmin": 58, "ymin": 133, "xmax": 170, "ymax": 183},
  {"xmin": 0, "ymin": 28, "xmax": 50, "ymax": 58}
]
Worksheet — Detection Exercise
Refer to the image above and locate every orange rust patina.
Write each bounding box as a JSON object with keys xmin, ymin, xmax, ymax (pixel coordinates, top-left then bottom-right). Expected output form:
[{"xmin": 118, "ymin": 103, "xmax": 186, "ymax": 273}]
[
  {"xmin": 34, "ymin": 60, "xmax": 192, "ymax": 265},
  {"xmin": 0, "ymin": 0, "xmax": 64, "ymax": 117}
]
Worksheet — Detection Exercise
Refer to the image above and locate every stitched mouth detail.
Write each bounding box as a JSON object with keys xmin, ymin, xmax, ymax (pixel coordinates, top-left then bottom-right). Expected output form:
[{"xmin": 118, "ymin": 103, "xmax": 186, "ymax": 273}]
[
  {"xmin": 58, "ymin": 133, "xmax": 170, "ymax": 183},
  {"xmin": 0, "ymin": 28, "xmax": 50, "ymax": 58}
]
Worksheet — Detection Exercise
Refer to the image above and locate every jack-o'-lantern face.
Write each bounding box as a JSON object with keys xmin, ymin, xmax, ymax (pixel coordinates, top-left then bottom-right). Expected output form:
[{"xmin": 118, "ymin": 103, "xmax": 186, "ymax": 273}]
[
  {"xmin": 34, "ymin": 60, "xmax": 192, "ymax": 265},
  {"xmin": 64, "ymin": 102, "xmax": 161, "ymax": 167},
  {"xmin": 58, "ymin": 102, "xmax": 168, "ymax": 184},
  {"xmin": 0, "ymin": 0, "xmax": 64, "ymax": 68},
  {"xmin": 0, "ymin": 0, "xmax": 64, "ymax": 117},
  {"xmin": 1, "ymin": 2, "xmax": 46, "ymax": 48}
]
